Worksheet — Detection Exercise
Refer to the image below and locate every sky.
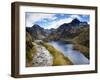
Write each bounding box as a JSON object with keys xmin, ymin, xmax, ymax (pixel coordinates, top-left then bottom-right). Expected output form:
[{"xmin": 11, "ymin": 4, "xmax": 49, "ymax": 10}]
[{"xmin": 25, "ymin": 12, "xmax": 90, "ymax": 29}]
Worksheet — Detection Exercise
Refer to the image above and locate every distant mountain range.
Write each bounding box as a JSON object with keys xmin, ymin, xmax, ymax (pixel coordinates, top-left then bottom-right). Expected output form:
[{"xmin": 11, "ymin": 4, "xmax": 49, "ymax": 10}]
[{"xmin": 26, "ymin": 18, "xmax": 89, "ymax": 40}]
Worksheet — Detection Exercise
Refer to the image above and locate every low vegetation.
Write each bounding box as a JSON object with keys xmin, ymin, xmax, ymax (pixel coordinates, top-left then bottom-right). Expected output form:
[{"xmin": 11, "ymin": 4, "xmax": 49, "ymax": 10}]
[
  {"xmin": 41, "ymin": 42, "xmax": 72, "ymax": 66},
  {"xmin": 72, "ymin": 27, "xmax": 89, "ymax": 59},
  {"xmin": 26, "ymin": 32, "xmax": 37, "ymax": 67}
]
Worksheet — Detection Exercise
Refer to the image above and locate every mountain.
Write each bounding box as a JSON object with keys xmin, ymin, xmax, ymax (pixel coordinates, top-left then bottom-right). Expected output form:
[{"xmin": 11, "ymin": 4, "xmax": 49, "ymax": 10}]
[
  {"xmin": 48, "ymin": 18, "xmax": 89, "ymax": 40},
  {"xmin": 26, "ymin": 24, "xmax": 46, "ymax": 40},
  {"xmin": 26, "ymin": 18, "xmax": 89, "ymax": 41},
  {"xmin": 71, "ymin": 18, "xmax": 80, "ymax": 26}
]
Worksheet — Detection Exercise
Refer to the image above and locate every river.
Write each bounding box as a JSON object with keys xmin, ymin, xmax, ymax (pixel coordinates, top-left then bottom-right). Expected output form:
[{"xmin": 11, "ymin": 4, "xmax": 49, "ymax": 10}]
[{"xmin": 48, "ymin": 41, "xmax": 89, "ymax": 65}]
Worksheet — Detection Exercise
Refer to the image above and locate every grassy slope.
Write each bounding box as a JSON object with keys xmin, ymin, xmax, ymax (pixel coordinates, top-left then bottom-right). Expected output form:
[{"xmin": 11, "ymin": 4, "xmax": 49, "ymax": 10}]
[
  {"xmin": 26, "ymin": 32, "xmax": 37, "ymax": 67},
  {"xmin": 41, "ymin": 42, "xmax": 72, "ymax": 66},
  {"xmin": 72, "ymin": 28, "xmax": 89, "ymax": 59}
]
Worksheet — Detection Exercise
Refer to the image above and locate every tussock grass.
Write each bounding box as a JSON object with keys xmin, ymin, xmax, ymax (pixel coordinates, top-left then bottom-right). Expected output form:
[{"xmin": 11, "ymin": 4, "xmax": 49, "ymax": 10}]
[
  {"xmin": 26, "ymin": 44, "xmax": 36, "ymax": 62},
  {"xmin": 26, "ymin": 42, "xmax": 37, "ymax": 67},
  {"xmin": 26, "ymin": 32, "xmax": 37, "ymax": 67}
]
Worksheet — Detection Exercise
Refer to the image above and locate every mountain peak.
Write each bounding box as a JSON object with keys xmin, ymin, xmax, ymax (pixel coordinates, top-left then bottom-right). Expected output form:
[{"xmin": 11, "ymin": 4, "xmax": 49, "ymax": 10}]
[
  {"xmin": 71, "ymin": 18, "xmax": 80, "ymax": 24},
  {"xmin": 31, "ymin": 24, "xmax": 45, "ymax": 31},
  {"xmin": 32, "ymin": 24, "xmax": 41, "ymax": 28}
]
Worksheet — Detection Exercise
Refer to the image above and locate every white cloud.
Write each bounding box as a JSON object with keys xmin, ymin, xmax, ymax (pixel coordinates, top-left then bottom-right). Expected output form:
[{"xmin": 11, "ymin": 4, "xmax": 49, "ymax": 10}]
[
  {"xmin": 26, "ymin": 20, "xmax": 33, "ymax": 27},
  {"xmin": 26, "ymin": 13, "xmax": 57, "ymax": 27},
  {"xmin": 44, "ymin": 15, "xmax": 82, "ymax": 29},
  {"xmin": 70, "ymin": 15, "xmax": 81, "ymax": 20},
  {"xmin": 45, "ymin": 18, "xmax": 73, "ymax": 29}
]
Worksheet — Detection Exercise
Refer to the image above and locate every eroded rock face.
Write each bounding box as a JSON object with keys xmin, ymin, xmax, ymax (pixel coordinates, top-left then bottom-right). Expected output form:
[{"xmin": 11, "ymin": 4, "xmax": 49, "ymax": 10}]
[{"xmin": 32, "ymin": 43, "xmax": 53, "ymax": 67}]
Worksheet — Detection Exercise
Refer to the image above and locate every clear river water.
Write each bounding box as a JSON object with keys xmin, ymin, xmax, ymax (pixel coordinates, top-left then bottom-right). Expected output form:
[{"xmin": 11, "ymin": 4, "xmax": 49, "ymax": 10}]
[{"xmin": 49, "ymin": 41, "xmax": 89, "ymax": 65}]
